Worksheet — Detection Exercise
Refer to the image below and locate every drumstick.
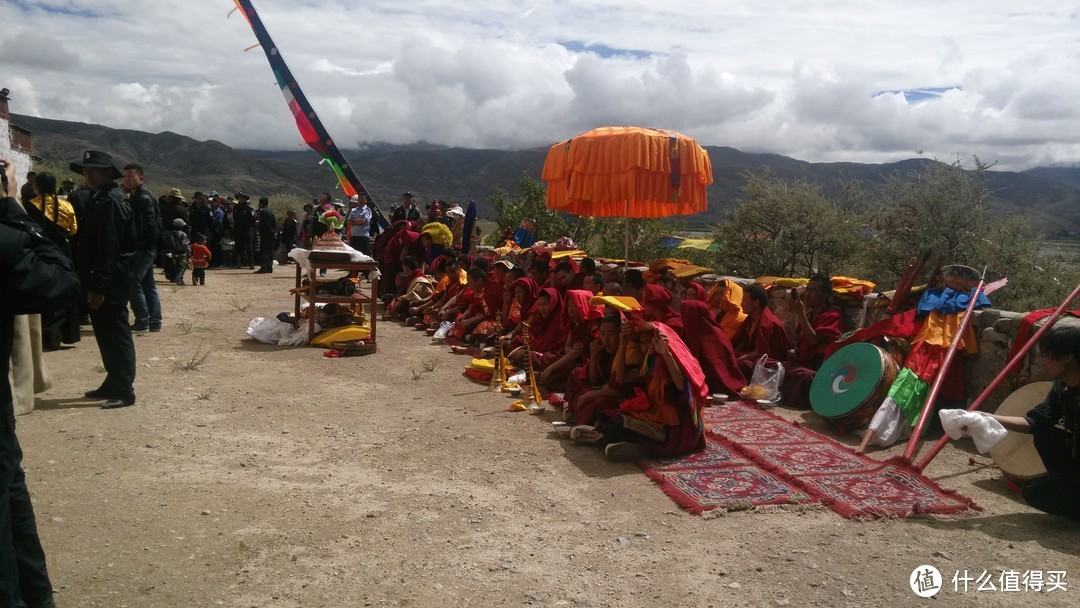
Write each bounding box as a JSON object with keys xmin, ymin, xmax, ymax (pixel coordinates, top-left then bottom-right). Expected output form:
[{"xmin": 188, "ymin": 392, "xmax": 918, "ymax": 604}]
[
  {"xmin": 901, "ymin": 270, "xmax": 986, "ymax": 464},
  {"xmin": 915, "ymin": 278, "xmax": 1080, "ymax": 472}
]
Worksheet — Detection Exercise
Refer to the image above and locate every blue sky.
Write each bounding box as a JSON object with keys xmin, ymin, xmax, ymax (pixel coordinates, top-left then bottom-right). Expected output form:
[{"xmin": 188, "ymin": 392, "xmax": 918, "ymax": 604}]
[{"xmin": 2, "ymin": 0, "xmax": 1079, "ymax": 170}]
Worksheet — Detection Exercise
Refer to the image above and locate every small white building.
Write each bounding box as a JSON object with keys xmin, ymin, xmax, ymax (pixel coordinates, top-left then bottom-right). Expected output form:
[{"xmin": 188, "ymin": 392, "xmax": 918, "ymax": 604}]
[{"xmin": 0, "ymin": 87, "xmax": 34, "ymax": 186}]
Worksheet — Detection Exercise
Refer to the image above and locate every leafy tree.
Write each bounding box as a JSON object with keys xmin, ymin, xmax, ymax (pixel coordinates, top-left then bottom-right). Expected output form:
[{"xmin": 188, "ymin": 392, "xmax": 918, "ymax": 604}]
[
  {"xmin": 489, "ymin": 171, "xmax": 578, "ymax": 242},
  {"xmin": 852, "ymin": 156, "xmax": 1080, "ymax": 311},
  {"xmin": 857, "ymin": 158, "xmax": 990, "ymax": 281},
  {"xmin": 714, "ymin": 171, "xmax": 859, "ymax": 277}
]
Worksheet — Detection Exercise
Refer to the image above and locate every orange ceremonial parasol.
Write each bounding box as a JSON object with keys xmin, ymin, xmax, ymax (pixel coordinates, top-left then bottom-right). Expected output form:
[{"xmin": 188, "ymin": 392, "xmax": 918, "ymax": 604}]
[{"xmin": 541, "ymin": 126, "xmax": 713, "ymax": 262}]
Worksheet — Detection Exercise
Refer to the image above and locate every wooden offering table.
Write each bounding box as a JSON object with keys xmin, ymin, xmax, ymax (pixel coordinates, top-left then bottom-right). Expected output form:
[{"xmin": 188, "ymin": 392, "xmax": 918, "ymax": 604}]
[{"xmin": 293, "ymin": 259, "xmax": 380, "ymax": 343}]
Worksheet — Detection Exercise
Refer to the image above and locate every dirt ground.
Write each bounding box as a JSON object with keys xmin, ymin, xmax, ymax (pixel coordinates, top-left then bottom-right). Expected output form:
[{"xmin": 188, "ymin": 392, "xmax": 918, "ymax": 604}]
[{"xmin": 19, "ymin": 267, "xmax": 1080, "ymax": 608}]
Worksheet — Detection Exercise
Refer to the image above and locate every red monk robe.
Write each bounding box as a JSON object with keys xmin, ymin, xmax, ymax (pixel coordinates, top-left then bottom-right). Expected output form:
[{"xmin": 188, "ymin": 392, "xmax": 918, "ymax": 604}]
[
  {"xmin": 732, "ymin": 307, "xmax": 790, "ymax": 362},
  {"xmin": 680, "ymin": 300, "xmax": 746, "ymax": 396},
  {"xmin": 780, "ymin": 305, "xmax": 845, "ymax": 408},
  {"xmin": 640, "ymin": 284, "xmax": 685, "ymax": 340},
  {"xmin": 524, "ymin": 287, "xmax": 568, "ymax": 369}
]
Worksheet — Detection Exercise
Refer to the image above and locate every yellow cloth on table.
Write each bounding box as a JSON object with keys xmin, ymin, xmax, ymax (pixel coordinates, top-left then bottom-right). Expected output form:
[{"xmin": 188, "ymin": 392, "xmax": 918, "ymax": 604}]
[
  {"xmin": 672, "ymin": 264, "xmax": 710, "ymax": 279},
  {"xmin": 311, "ymin": 325, "xmax": 371, "ymax": 347},
  {"xmin": 551, "ymin": 249, "xmax": 588, "ymax": 259},
  {"xmin": 755, "ymin": 275, "xmax": 876, "ymax": 298}
]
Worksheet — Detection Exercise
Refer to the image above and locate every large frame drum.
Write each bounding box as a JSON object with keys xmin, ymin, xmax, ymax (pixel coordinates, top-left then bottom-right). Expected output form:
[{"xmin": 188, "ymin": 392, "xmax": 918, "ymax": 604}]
[
  {"xmin": 990, "ymin": 381, "xmax": 1051, "ymax": 483},
  {"xmin": 810, "ymin": 343, "xmax": 899, "ymax": 433}
]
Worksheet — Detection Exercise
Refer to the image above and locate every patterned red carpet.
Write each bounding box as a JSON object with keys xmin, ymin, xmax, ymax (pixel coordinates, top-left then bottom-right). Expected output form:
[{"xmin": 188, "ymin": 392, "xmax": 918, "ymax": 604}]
[{"xmin": 639, "ymin": 401, "xmax": 982, "ymax": 519}]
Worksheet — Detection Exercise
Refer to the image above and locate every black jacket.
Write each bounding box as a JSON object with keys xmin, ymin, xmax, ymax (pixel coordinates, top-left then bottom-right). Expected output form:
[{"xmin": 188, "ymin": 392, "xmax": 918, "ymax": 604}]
[
  {"xmin": 190, "ymin": 203, "xmax": 212, "ymax": 236},
  {"xmin": 257, "ymin": 207, "xmax": 277, "ymax": 241},
  {"xmin": 77, "ymin": 183, "xmax": 136, "ymax": 301},
  {"xmin": 1026, "ymin": 380, "xmax": 1080, "ymax": 466},
  {"xmin": 1, "ymin": 197, "xmax": 81, "ymax": 431},
  {"xmin": 129, "ymin": 184, "xmax": 161, "ymax": 251},
  {"xmin": 233, "ymin": 204, "xmax": 255, "ymax": 234}
]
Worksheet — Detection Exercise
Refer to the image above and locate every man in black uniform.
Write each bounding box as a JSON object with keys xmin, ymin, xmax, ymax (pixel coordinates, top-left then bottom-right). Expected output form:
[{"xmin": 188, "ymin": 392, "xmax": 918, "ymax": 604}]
[
  {"xmin": 254, "ymin": 196, "xmax": 276, "ymax": 274},
  {"xmin": 121, "ymin": 164, "xmax": 162, "ymax": 332},
  {"xmin": 232, "ymin": 192, "xmax": 255, "ymax": 269},
  {"xmin": 72, "ymin": 151, "xmax": 138, "ymax": 409},
  {"xmin": 2, "ymin": 158, "xmax": 80, "ymax": 608},
  {"xmin": 986, "ymin": 326, "xmax": 1080, "ymax": 522}
]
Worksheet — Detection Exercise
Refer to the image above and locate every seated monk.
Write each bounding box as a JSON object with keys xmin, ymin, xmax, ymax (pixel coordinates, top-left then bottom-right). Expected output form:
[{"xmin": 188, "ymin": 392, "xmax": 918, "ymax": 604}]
[
  {"xmin": 780, "ymin": 274, "xmax": 845, "ymax": 408},
  {"xmin": 435, "ymin": 260, "xmax": 472, "ymax": 323},
  {"xmin": 507, "ymin": 287, "xmax": 567, "ymax": 371},
  {"xmin": 539, "ymin": 289, "xmax": 604, "ymax": 391},
  {"xmin": 568, "ymin": 257, "xmax": 596, "ymax": 290},
  {"xmin": 501, "ymin": 276, "xmax": 539, "ymax": 340},
  {"xmin": 450, "ymin": 267, "xmax": 492, "ymax": 342},
  {"xmin": 639, "ymin": 284, "xmax": 685, "ymax": 340},
  {"xmin": 498, "ymin": 267, "xmax": 526, "ymax": 330},
  {"xmin": 409, "ymin": 256, "xmax": 448, "ymax": 318},
  {"xmin": 682, "ymin": 281, "xmax": 707, "ymax": 303},
  {"xmin": 386, "ymin": 256, "xmax": 433, "ymax": 319},
  {"xmin": 732, "ymin": 284, "xmax": 790, "ymax": 379},
  {"xmin": 564, "ymin": 314, "xmax": 644, "ymax": 425},
  {"xmin": 421, "ymin": 257, "xmax": 465, "ymax": 323},
  {"xmin": 571, "ymin": 320, "xmax": 708, "ymax": 461},
  {"xmin": 466, "ymin": 265, "xmax": 508, "ymax": 343},
  {"xmin": 582, "ymin": 272, "xmax": 604, "ymax": 295},
  {"xmin": 681, "ymin": 300, "xmax": 746, "ymax": 396},
  {"xmin": 707, "ymin": 279, "xmax": 747, "ymax": 341}
]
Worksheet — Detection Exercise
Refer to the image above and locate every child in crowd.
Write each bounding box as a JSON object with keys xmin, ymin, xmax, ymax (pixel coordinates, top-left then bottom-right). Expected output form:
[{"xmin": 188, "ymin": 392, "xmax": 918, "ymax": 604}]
[
  {"xmin": 190, "ymin": 233, "xmax": 211, "ymax": 286},
  {"xmin": 166, "ymin": 218, "xmax": 191, "ymax": 286}
]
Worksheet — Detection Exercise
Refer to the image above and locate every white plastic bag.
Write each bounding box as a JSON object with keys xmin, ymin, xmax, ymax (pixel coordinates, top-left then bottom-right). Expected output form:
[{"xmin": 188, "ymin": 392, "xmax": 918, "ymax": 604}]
[
  {"xmin": 433, "ymin": 321, "xmax": 454, "ymax": 341},
  {"xmin": 748, "ymin": 354, "xmax": 785, "ymax": 403},
  {"xmin": 508, "ymin": 371, "xmax": 527, "ymax": 386},
  {"xmin": 247, "ymin": 317, "xmax": 317, "ymax": 346},
  {"xmin": 939, "ymin": 409, "xmax": 1008, "ymax": 454},
  {"xmin": 278, "ymin": 323, "xmax": 317, "ymax": 346},
  {"xmin": 247, "ymin": 317, "xmax": 289, "ymax": 344}
]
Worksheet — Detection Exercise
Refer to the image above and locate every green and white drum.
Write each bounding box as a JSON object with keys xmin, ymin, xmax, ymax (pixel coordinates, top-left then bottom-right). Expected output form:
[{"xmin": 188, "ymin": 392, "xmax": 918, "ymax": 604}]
[{"xmin": 810, "ymin": 343, "xmax": 899, "ymax": 431}]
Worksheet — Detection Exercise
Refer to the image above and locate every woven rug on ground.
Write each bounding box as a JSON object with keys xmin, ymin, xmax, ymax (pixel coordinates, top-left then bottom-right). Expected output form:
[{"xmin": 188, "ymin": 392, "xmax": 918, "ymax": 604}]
[
  {"xmin": 638, "ymin": 437, "xmax": 819, "ymax": 515},
  {"xmin": 703, "ymin": 402, "xmax": 982, "ymax": 520}
]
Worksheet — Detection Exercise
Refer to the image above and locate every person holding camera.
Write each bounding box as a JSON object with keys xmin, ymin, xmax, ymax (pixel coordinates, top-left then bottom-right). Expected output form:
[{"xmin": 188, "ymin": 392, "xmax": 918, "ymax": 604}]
[{"xmin": 2, "ymin": 157, "xmax": 81, "ymax": 608}]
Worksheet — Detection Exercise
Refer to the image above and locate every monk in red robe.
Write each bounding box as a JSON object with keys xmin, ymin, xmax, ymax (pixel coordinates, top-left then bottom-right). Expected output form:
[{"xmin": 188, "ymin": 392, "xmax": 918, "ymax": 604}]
[
  {"xmin": 681, "ymin": 300, "xmax": 746, "ymax": 396},
  {"xmin": 781, "ymin": 274, "xmax": 845, "ymax": 407},
  {"xmin": 640, "ymin": 284, "xmax": 685, "ymax": 340},
  {"xmin": 732, "ymin": 284, "xmax": 790, "ymax": 380},
  {"xmin": 539, "ymin": 289, "xmax": 604, "ymax": 390}
]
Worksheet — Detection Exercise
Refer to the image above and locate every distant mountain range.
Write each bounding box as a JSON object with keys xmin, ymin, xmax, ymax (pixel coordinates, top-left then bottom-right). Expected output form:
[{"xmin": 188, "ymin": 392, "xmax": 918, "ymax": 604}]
[{"xmin": 14, "ymin": 113, "xmax": 1080, "ymax": 234}]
